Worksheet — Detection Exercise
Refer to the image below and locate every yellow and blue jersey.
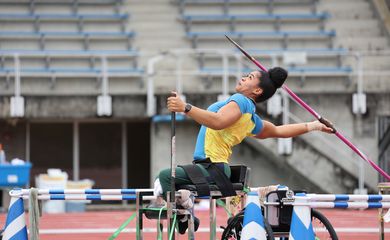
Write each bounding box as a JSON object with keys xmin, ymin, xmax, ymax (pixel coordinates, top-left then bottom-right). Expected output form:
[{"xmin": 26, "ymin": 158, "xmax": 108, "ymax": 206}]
[{"xmin": 193, "ymin": 93, "xmax": 263, "ymax": 163}]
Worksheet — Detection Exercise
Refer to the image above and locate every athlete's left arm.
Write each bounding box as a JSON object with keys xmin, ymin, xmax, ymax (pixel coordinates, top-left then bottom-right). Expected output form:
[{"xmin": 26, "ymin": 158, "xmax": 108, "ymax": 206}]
[
  {"xmin": 255, "ymin": 120, "xmax": 333, "ymax": 139},
  {"xmin": 167, "ymin": 92, "xmax": 241, "ymax": 130}
]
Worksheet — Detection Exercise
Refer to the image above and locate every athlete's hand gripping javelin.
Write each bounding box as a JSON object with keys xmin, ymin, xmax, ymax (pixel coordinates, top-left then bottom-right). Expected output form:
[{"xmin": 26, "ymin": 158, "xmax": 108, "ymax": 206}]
[{"xmin": 167, "ymin": 91, "xmax": 186, "ymax": 113}]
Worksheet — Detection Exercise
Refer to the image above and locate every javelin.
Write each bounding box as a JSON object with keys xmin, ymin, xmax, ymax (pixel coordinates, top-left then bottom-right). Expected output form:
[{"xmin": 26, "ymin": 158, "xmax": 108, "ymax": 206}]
[{"xmin": 225, "ymin": 35, "xmax": 390, "ymax": 181}]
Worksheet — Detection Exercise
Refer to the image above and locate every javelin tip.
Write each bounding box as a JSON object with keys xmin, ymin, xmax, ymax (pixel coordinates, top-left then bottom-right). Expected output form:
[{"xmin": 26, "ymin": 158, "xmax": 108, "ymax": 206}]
[{"xmin": 225, "ymin": 35, "xmax": 236, "ymax": 46}]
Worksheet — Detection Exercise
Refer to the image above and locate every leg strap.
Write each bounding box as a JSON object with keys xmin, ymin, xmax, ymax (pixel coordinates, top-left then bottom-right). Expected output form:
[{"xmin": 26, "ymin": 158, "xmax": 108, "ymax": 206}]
[
  {"xmin": 180, "ymin": 159, "xmax": 236, "ymax": 197},
  {"xmin": 179, "ymin": 164, "xmax": 210, "ymax": 197},
  {"xmin": 202, "ymin": 162, "xmax": 236, "ymax": 197}
]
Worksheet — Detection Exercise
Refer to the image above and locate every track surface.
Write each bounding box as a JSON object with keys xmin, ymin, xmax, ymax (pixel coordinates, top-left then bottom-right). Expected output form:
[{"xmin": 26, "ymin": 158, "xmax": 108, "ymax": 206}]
[{"xmin": 0, "ymin": 208, "xmax": 389, "ymax": 239}]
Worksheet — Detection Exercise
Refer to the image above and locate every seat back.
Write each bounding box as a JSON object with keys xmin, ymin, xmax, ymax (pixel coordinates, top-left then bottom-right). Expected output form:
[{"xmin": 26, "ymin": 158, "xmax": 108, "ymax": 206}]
[{"xmin": 229, "ymin": 165, "xmax": 250, "ymax": 186}]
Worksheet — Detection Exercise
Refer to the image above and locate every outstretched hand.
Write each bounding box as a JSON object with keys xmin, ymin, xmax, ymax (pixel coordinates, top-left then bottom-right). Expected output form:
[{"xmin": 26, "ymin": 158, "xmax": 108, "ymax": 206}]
[
  {"xmin": 307, "ymin": 120, "xmax": 334, "ymax": 134},
  {"xmin": 167, "ymin": 91, "xmax": 186, "ymax": 113}
]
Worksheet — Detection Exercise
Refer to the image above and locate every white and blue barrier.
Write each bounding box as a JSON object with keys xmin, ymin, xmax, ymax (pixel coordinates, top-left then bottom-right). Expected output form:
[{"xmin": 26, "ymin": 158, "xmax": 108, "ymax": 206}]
[
  {"xmin": 9, "ymin": 188, "xmax": 157, "ymax": 201},
  {"xmin": 3, "ymin": 196, "xmax": 28, "ymax": 240},
  {"xmin": 288, "ymin": 193, "xmax": 315, "ymax": 240},
  {"xmin": 241, "ymin": 191, "xmax": 267, "ymax": 240}
]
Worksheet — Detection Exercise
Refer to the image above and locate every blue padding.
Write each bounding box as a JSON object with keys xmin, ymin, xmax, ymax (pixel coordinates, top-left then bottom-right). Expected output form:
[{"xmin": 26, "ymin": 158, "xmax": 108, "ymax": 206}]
[
  {"xmin": 85, "ymin": 189, "xmax": 100, "ymax": 194},
  {"xmin": 334, "ymin": 202, "xmax": 348, "ymax": 208},
  {"xmin": 49, "ymin": 189, "xmax": 65, "ymax": 194},
  {"xmin": 152, "ymin": 114, "xmax": 186, "ymax": 123},
  {"xmin": 122, "ymin": 195, "xmax": 137, "ymax": 200},
  {"xmin": 368, "ymin": 195, "xmax": 383, "ymax": 202},
  {"xmin": 335, "ymin": 194, "xmax": 349, "ymax": 201},
  {"xmin": 368, "ymin": 202, "xmax": 382, "ymax": 208},
  {"xmin": 197, "ymin": 196, "xmax": 210, "ymax": 199},
  {"xmin": 86, "ymin": 195, "xmax": 102, "ymax": 200},
  {"xmin": 50, "ymin": 194, "xmax": 66, "ymax": 200},
  {"xmin": 121, "ymin": 189, "xmax": 136, "ymax": 194}
]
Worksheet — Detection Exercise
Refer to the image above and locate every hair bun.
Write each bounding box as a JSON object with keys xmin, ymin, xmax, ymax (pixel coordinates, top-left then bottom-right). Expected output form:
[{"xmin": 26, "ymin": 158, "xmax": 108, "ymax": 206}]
[{"xmin": 268, "ymin": 67, "xmax": 288, "ymax": 88}]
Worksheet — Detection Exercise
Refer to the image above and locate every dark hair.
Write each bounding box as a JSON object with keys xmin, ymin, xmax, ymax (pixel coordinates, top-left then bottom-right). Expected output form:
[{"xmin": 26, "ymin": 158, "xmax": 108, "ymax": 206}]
[{"xmin": 255, "ymin": 67, "xmax": 288, "ymax": 103}]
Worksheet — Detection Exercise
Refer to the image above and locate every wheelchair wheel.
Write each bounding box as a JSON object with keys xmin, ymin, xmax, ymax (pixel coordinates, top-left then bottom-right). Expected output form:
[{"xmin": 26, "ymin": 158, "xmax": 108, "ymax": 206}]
[
  {"xmin": 221, "ymin": 210, "xmax": 274, "ymax": 240},
  {"xmin": 311, "ymin": 209, "xmax": 338, "ymax": 240}
]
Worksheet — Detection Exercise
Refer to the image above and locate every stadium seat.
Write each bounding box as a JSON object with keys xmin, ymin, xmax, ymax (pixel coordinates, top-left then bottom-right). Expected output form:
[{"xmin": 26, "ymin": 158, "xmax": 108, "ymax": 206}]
[
  {"xmin": 181, "ymin": 13, "xmax": 329, "ymax": 32},
  {"xmin": 187, "ymin": 30, "xmax": 335, "ymax": 48}
]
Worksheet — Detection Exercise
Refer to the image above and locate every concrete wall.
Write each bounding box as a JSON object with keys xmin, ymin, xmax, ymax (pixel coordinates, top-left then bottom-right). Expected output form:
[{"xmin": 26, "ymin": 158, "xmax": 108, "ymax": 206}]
[
  {"xmin": 150, "ymin": 121, "xmax": 198, "ymax": 183},
  {"xmin": 0, "ymin": 96, "xmax": 147, "ymax": 118}
]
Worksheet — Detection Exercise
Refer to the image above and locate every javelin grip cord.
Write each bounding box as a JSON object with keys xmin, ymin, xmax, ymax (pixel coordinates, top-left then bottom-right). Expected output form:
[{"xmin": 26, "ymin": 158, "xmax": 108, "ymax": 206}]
[{"xmin": 319, "ymin": 117, "xmax": 337, "ymax": 133}]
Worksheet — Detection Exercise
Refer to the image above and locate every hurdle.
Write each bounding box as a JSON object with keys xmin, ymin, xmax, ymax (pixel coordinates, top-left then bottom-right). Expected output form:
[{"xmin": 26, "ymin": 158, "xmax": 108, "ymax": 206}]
[
  {"xmin": 9, "ymin": 188, "xmax": 156, "ymax": 199},
  {"xmin": 5, "ymin": 187, "xmax": 244, "ymax": 240},
  {"xmin": 263, "ymin": 193, "xmax": 390, "ymax": 208},
  {"xmin": 263, "ymin": 192, "xmax": 390, "ymax": 239},
  {"xmin": 7, "ymin": 187, "xmax": 390, "ymax": 240},
  {"xmin": 4, "ymin": 188, "xmax": 160, "ymax": 240}
]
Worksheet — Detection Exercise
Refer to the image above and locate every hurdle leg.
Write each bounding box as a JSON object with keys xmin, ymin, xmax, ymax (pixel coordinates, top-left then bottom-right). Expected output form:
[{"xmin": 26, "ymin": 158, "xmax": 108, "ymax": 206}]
[
  {"xmin": 187, "ymin": 194, "xmax": 195, "ymax": 240},
  {"xmin": 167, "ymin": 191, "xmax": 176, "ymax": 240},
  {"xmin": 380, "ymin": 216, "xmax": 384, "ymax": 240},
  {"xmin": 209, "ymin": 198, "xmax": 217, "ymax": 240},
  {"xmin": 188, "ymin": 213, "xmax": 195, "ymax": 240},
  {"xmin": 378, "ymin": 182, "xmax": 389, "ymax": 240},
  {"xmin": 136, "ymin": 191, "xmax": 143, "ymax": 240},
  {"xmin": 241, "ymin": 193, "xmax": 246, "ymax": 211}
]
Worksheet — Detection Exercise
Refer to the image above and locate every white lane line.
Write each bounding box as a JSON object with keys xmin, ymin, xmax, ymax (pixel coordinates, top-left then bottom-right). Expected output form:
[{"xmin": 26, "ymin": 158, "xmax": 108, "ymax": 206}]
[
  {"xmin": 334, "ymin": 227, "xmax": 390, "ymax": 233},
  {"xmin": 38, "ymin": 227, "xmax": 390, "ymax": 234}
]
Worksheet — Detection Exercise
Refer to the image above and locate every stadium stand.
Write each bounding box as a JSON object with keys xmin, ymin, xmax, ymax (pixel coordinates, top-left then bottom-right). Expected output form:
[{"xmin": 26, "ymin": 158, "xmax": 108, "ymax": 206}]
[
  {"xmin": 0, "ymin": 0, "xmax": 143, "ymax": 94},
  {"xmin": 174, "ymin": 0, "xmax": 353, "ymax": 84},
  {"xmin": 178, "ymin": 0, "xmax": 319, "ymax": 15}
]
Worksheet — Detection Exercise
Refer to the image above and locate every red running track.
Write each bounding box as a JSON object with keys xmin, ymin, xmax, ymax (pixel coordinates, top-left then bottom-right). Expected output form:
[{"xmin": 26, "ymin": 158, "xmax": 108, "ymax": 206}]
[{"xmin": 0, "ymin": 208, "xmax": 389, "ymax": 239}]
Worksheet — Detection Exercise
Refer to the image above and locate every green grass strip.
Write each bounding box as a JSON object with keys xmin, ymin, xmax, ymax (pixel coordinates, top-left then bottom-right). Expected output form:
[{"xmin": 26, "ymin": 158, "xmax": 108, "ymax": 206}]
[
  {"xmin": 169, "ymin": 213, "xmax": 177, "ymax": 240},
  {"xmin": 108, "ymin": 212, "xmax": 137, "ymax": 240},
  {"xmin": 216, "ymin": 199, "xmax": 232, "ymax": 218}
]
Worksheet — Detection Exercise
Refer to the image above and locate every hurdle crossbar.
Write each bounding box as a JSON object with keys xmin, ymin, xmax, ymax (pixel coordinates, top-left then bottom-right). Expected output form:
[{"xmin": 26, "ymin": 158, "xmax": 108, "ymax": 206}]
[
  {"xmin": 306, "ymin": 194, "xmax": 390, "ymax": 202},
  {"xmin": 15, "ymin": 194, "xmax": 156, "ymax": 201},
  {"xmin": 10, "ymin": 188, "xmax": 154, "ymax": 196},
  {"xmin": 265, "ymin": 201, "xmax": 390, "ymax": 209}
]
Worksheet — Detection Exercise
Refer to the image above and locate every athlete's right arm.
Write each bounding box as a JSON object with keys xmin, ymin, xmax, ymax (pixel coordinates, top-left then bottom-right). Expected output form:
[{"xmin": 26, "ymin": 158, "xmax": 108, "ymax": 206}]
[
  {"xmin": 255, "ymin": 120, "xmax": 333, "ymax": 139},
  {"xmin": 167, "ymin": 93, "xmax": 241, "ymax": 130}
]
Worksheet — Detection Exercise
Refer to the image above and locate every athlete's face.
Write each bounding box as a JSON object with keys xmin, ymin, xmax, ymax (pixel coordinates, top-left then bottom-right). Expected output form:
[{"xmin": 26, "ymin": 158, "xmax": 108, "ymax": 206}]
[{"xmin": 235, "ymin": 71, "xmax": 262, "ymax": 98}]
